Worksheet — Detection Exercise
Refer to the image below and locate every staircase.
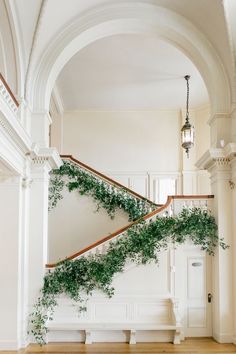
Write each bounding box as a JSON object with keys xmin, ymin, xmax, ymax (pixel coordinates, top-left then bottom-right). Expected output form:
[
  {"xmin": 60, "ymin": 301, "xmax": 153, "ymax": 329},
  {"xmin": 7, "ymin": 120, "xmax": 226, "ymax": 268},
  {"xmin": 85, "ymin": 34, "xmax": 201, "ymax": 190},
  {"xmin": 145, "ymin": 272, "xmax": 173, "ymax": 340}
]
[{"xmin": 45, "ymin": 156, "xmax": 214, "ymax": 344}]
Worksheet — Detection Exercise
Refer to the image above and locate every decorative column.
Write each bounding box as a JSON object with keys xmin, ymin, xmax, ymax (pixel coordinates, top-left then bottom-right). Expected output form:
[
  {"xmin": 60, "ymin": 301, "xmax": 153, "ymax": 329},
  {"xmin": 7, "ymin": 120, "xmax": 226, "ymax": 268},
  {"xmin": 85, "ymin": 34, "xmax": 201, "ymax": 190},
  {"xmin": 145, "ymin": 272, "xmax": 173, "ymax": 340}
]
[
  {"xmin": 196, "ymin": 147, "xmax": 234, "ymax": 342},
  {"xmin": 230, "ymin": 155, "xmax": 236, "ymax": 344},
  {"xmin": 18, "ymin": 157, "xmax": 32, "ymax": 348},
  {"xmin": 27, "ymin": 148, "xmax": 61, "ymax": 341}
]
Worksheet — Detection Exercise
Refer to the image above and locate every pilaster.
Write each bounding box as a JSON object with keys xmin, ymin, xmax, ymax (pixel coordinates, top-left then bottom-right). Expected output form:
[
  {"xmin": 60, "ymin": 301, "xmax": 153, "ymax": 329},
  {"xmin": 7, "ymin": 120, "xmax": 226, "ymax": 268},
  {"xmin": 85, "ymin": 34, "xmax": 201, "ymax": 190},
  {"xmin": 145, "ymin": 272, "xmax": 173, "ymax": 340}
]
[
  {"xmin": 27, "ymin": 148, "xmax": 61, "ymax": 332},
  {"xmin": 196, "ymin": 146, "xmax": 235, "ymax": 343},
  {"xmin": 18, "ymin": 157, "xmax": 32, "ymax": 348},
  {"xmin": 230, "ymin": 157, "xmax": 236, "ymax": 344}
]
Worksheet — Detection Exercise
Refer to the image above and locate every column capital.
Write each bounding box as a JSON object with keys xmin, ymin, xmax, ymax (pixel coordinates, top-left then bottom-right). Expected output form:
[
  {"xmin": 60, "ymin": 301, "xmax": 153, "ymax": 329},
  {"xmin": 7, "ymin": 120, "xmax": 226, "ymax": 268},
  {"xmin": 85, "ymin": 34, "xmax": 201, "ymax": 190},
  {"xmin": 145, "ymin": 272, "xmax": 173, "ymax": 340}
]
[
  {"xmin": 196, "ymin": 148, "xmax": 229, "ymax": 171},
  {"xmin": 196, "ymin": 143, "xmax": 236, "ymax": 171},
  {"xmin": 196, "ymin": 144, "xmax": 236, "ymax": 185},
  {"xmin": 29, "ymin": 145, "xmax": 62, "ymax": 181},
  {"xmin": 30, "ymin": 144, "xmax": 62, "ymax": 170}
]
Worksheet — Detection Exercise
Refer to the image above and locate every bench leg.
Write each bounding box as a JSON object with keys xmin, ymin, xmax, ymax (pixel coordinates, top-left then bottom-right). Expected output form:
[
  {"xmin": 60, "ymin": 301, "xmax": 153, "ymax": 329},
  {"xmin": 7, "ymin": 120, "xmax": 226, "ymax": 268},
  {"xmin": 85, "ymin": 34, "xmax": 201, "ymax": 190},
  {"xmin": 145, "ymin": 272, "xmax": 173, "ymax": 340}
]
[
  {"xmin": 129, "ymin": 329, "xmax": 136, "ymax": 344},
  {"xmin": 173, "ymin": 328, "xmax": 181, "ymax": 344},
  {"xmin": 85, "ymin": 330, "xmax": 92, "ymax": 344}
]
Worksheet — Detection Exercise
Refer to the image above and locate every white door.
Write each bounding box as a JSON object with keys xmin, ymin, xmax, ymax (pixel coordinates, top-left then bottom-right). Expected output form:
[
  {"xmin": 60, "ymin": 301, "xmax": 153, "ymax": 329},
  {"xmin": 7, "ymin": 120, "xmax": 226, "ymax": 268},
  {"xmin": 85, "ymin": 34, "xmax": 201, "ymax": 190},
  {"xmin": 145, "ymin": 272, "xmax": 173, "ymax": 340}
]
[{"xmin": 175, "ymin": 245, "xmax": 212, "ymax": 337}]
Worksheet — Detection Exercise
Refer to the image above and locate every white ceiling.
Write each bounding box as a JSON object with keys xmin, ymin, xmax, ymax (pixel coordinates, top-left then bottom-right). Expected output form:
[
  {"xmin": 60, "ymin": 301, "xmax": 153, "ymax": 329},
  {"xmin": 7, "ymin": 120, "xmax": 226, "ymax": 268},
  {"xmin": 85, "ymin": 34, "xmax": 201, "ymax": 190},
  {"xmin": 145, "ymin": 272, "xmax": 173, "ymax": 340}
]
[
  {"xmin": 10, "ymin": 0, "xmax": 234, "ymax": 104},
  {"xmin": 56, "ymin": 34, "xmax": 209, "ymax": 111}
]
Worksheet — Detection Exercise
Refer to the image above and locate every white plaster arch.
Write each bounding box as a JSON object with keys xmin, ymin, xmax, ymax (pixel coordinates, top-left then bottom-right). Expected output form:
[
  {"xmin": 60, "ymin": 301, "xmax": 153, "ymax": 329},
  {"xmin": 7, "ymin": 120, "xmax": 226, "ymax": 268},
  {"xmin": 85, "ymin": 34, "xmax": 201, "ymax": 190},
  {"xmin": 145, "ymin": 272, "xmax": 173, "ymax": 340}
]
[
  {"xmin": 0, "ymin": 0, "xmax": 22, "ymax": 97},
  {"xmin": 29, "ymin": 2, "xmax": 231, "ymax": 115},
  {"xmin": 0, "ymin": 30, "xmax": 7, "ymax": 77},
  {"xmin": 5, "ymin": 0, "xmax": 26, "ymax": 99}
]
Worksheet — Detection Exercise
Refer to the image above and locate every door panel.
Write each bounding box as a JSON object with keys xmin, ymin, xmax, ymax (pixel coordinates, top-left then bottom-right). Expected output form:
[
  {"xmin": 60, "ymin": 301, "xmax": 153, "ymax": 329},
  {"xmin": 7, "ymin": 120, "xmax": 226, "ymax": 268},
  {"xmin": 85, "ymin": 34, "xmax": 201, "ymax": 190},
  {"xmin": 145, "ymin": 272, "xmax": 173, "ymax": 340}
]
[{"xmin": 175, "ymin": 246, "xmax": 212, "ymax": 337}]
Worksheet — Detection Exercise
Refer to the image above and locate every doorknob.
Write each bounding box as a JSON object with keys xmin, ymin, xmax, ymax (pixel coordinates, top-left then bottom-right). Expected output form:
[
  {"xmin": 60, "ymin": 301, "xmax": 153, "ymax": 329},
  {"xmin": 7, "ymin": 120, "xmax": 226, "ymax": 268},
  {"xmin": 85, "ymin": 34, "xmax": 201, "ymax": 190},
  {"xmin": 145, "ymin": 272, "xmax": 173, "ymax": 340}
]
[{"xmin": 208, "ymin": 293, "xmax": 213, "ymax": 303}]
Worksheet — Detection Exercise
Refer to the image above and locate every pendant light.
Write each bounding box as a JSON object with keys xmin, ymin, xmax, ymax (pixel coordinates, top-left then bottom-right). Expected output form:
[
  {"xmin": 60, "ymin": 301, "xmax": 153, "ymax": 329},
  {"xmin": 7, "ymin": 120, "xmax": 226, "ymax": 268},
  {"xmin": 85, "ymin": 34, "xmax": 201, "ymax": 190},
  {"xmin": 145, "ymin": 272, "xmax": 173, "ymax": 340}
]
[{"xmin": 181, "ymin": 75, "xmax": 194, "ymax": 157}]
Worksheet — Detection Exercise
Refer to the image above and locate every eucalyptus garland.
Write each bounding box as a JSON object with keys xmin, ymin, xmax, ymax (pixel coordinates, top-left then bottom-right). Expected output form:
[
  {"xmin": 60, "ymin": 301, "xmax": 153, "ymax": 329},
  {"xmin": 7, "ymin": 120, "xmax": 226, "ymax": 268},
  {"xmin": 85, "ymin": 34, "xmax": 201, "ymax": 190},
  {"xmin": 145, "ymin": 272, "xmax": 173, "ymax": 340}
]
[
  {"xmin": 29, "ymin": 207, "xmax": 228, "ymax": 344},
  {"xmin": 49, "ymin": 160, "xmax": 156, "ymax": 221}
]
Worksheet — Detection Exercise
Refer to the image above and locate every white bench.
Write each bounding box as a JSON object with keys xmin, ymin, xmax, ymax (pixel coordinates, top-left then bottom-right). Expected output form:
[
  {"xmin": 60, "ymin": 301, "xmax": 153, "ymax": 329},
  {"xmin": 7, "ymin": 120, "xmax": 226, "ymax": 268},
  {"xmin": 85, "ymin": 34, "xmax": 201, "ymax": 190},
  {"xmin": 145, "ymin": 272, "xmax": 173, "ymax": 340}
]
[{"xmin": 47, "ymin": 298, "xmax": 182, "ymax": 344}]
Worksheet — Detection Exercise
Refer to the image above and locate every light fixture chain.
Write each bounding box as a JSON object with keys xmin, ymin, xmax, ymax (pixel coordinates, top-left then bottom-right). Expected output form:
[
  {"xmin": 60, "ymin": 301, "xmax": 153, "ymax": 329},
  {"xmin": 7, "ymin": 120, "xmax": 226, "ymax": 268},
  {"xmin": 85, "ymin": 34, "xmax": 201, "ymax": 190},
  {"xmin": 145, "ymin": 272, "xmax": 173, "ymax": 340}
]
[
  {"xmin": 186, "ymin": 78, "xmax": 189, "ymax": 114},
  {"xmin": 185, "ymin": 75, "xmax": 190, "ymax": 121}
]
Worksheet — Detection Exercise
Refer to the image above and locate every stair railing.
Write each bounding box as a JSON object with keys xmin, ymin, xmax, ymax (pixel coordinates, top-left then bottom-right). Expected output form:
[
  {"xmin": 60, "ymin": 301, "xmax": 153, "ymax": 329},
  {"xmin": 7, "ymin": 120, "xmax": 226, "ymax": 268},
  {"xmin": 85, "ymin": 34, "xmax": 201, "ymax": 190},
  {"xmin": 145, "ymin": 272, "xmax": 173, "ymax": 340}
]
[{"xmin": 46, "ymin": 194, "xmax": 213, "ymax": 269}]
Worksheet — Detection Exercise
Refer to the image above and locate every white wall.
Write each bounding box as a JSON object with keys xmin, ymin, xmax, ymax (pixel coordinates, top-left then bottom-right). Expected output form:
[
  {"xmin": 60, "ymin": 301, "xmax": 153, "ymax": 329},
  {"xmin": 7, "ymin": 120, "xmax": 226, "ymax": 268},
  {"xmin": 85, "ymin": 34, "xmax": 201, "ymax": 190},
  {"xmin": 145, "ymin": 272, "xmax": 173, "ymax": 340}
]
[
  {"xmin": 57, "ymin": 110, "xmax": 182, "ymax": 172},
  {"xmin": 49, "ymin": 110, "xmax": 182, "ymax": 262},
  {"xmin": 48, "ymin": 108, "xmax": 211, "ymax": 262},
  {"xmin": 181, "ymin": 105, "xmax": 211, "ymax": 194},
  {"xmin": 51, "ymin": 108, "xmax": 211, "ymax": 178},
  {"xmin": 0, "ymin": 176, "xmax": 21, "ymax": 349},
  {"xmin": 48, "ymin": 188, "xmax": 129, "ymax": 263}
]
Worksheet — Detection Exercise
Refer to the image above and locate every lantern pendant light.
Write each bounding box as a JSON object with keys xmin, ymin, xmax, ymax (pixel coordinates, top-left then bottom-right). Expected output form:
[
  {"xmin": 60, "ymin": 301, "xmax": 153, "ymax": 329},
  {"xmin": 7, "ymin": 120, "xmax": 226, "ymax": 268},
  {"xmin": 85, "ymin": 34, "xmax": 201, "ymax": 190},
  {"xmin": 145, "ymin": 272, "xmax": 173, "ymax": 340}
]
[{"xmin": 181, "ymin": 75, "xmax": 194, "ymax": 158}]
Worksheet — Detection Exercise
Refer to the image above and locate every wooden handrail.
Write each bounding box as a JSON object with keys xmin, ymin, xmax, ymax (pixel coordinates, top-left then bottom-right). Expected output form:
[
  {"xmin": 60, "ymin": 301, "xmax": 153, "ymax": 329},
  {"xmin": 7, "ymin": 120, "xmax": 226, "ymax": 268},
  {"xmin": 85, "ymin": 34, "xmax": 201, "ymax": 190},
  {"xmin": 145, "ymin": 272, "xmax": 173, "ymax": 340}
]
[
  {"xmin": 0, "ymin": 73, "xmax": 19, "ymax": 107},
  {"xmin": 60, "ymin": 155, "xmax": 158, "ymax": 206},
  {"xmin": 46, "ymin": 194, "xmax": 214, "ymax": 268}
]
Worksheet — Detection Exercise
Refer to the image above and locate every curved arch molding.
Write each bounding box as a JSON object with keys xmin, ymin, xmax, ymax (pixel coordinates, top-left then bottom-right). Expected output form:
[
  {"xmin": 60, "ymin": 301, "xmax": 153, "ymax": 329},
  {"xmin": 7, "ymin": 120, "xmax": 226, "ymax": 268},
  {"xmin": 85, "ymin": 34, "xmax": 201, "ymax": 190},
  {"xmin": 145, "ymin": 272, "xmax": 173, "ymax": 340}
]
[{"xmin": 28, "ymin": 2, "xmax": 231, "ymax": 114}]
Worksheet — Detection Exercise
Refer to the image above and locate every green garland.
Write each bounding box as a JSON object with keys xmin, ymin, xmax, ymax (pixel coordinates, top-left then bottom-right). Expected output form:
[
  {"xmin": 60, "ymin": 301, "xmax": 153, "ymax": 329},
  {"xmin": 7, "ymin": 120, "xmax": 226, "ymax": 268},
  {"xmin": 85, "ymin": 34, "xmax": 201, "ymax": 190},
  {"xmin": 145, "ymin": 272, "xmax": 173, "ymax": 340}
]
[
  {"xmin": 29, "ymin": 207, "xmax": 228, "ymax": 344},
  {"xmin": 49, "ymin": 161, "xmax": 156, "ymax": 221}
]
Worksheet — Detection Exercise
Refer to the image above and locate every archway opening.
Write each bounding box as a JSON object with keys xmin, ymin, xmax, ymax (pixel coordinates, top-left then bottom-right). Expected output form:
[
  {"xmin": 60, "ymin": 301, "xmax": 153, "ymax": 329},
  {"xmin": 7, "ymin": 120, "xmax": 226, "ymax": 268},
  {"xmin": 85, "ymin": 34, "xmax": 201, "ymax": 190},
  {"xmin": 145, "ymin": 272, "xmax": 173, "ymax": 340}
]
[{"xmin": 48, "ymin": 33, "xmax": 211, "ymax": 262}]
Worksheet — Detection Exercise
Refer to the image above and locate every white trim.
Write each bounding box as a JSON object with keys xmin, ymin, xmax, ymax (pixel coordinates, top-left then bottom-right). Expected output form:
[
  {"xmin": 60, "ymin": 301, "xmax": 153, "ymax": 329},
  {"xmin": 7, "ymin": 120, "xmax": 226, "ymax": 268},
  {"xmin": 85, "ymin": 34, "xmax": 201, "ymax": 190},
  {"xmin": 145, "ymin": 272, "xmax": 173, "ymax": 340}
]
[
  {"xmin": 24, "ymin": 0, "xmax": 48, "ymax": 98},
  {"xmin": 104, "ymin": 171, "xmax": 181, "ymax": 177},
  {"xmin": 0, "ymin": 31, "xmax": 7, "ymax": 78},
  {"xmin": 0, "ymin": 99, "xmax": 31, "ymax": 155},
  {"xmin": 213, "ymin": 332, "xmax": 234, "ymax": 343},
  {"xmin": 4, "ymin": 0, "xmax": 26, "ymax": 97},
  {"xmin": 0, "ymin": 340, "xmax": 19, "ymax": 350},
  {"xmin": 51, "ymin": 85, "xmax": 65, "ymax": 116},
  {"xmin": 0, "ymin": 75, "xmax": 18, "ymax": 114},
  {"xmin": 63, "ymin": 109, "xmax": 182, "ymax": 114}
]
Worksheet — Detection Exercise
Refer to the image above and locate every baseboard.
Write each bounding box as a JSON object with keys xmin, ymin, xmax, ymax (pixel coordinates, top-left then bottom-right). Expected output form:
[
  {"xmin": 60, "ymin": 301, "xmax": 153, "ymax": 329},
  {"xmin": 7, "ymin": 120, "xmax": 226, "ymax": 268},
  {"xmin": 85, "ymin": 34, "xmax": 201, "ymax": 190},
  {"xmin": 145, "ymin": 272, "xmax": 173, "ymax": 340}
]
[
  {"xmin": 213, "ymin": 331, "xmax": 234, "ymax": 343},
  {"xmin": 0, "ymin": 340, "xmax": 19, "ymax": 350},
  {"xmin": 0, "ymin": 338, "xmax": 30, "ymax": 350}
]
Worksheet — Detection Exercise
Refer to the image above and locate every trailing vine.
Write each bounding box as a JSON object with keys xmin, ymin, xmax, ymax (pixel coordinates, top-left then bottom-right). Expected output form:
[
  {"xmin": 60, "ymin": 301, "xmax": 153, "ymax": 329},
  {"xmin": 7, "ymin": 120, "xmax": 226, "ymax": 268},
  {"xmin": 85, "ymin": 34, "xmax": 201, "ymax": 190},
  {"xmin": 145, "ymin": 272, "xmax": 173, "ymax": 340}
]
[
  {"xmin": 29, "ymin": 207, "xmax": 228, "ymax": 344},
  {"xmin": 49, "ymin": 160, "xmax": 156, "ymax": 221}
]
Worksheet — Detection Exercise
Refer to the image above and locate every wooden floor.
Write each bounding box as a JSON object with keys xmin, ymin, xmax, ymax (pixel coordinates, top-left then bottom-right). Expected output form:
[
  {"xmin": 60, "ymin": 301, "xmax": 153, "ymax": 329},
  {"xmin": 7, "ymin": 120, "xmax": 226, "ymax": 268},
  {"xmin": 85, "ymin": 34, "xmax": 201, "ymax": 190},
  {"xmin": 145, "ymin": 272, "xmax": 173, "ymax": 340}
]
[{"xmin": 2, "ymin": 339, "xmax": 236, "ymax": 354}]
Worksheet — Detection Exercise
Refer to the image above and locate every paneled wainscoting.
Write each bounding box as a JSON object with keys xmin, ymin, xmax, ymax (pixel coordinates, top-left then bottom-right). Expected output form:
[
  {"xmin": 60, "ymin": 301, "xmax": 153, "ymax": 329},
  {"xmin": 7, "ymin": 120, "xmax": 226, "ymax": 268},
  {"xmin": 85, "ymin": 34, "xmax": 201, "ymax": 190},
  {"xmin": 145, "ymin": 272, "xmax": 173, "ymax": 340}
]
[{"xmin": 45, "ymin": 196, "xmax": 214, "ymax": 344}]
